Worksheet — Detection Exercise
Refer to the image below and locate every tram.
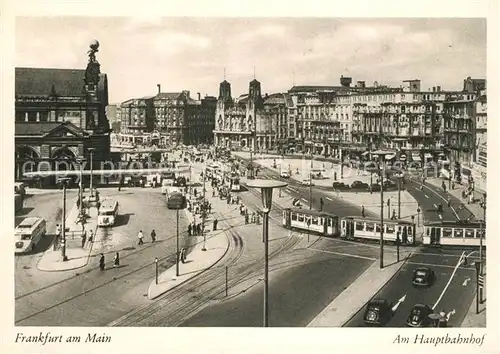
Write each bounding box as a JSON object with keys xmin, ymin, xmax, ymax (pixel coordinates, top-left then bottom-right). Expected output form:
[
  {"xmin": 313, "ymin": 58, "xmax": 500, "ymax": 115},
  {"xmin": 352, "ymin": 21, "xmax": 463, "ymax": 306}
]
[
  {"xmin": 226, "ymin": 172, "xmax": 241, "ymax": 192},
  {"xmin": 340, "ymin": 217, "xmax": 416, "ymax": 245},
  {"xmin": 423, "ymin": 221, "xmax": 485, "ymax": 247},
  {"xmin": 282, "ymin": 208, "xmax": 340, "ymax": 237}
]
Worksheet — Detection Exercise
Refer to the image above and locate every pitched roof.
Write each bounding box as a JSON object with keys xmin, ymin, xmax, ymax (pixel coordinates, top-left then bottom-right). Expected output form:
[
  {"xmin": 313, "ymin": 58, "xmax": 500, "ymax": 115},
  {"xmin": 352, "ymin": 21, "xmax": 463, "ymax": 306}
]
[
  {"xmin": 15, "ymin": 67, "xmax": 87, "ymax": 97},
  {"xmin": 155, "ymin": 92, "xmax": 183, "ymax": 100},
  {"xmin": 264, "ymin": 93, "xmax": 286, "ymax": 105}
]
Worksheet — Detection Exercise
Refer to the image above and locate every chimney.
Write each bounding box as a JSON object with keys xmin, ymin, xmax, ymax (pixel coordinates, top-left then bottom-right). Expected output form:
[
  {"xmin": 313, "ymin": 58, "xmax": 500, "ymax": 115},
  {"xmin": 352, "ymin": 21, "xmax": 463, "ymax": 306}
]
[
  {"xmin": 157, "ymin": 84, "xmax": 161, "ymax": 94},
  {"xmin": 437, "ymin": 86, "xmax": 441, "ymax": 92},
  {"xmin": 432, "ymin": 87, "xmax": 436, "ymax": 92},
  {"xmin": 197, "ymin": 92, "xmax": 201, "ymax": 100}
]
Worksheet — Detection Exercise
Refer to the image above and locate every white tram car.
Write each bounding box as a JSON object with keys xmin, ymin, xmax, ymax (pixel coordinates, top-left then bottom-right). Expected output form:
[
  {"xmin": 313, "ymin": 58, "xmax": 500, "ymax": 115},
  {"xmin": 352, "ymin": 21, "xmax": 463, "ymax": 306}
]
[
  {"xmin": 282, "ymin": 208, "xmax": 340, "ymax": 237},
  {"xmin": 423, "ymin": 221, "xmax": 485, "ymax": 247},
  {"xmin": 340, "ymin": 217, "xmax": 416, "ymax": 245}
]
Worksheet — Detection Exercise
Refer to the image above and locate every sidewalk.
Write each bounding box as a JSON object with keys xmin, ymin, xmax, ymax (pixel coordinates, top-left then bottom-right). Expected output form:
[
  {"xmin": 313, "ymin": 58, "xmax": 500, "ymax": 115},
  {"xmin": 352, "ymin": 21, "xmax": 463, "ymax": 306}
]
[
  {"xmin": 308, "ymin": 251, "xmax": 411, "ymax": 327},
  {"xmin": 426, "ymin": 177, "xmax": 485, "ymax": 221},
  {"xmin": 147, "ymin": 178, "xmax": 234, "ymax": 300},
  {"xmin": 37, "ymin": 197, "xmax": 99, "ymax": 272},
  {"xmin": 461, "ymin": 268, "xmax": 486, "ymax": 327}
]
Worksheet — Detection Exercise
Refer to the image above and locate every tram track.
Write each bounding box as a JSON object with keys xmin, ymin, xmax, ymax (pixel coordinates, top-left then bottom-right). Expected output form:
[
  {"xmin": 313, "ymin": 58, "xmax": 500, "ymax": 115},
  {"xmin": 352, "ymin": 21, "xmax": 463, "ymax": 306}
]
[{"xmin": 107, "ymin": 187, "xmax": 300, "ymax": 327}]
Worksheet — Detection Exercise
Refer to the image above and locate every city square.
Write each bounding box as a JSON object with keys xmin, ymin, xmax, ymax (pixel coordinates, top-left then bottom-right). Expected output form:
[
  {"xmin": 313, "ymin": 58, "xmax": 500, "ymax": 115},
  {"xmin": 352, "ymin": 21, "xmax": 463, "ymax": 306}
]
[{"xmin": 12, "ymin": 17, "xmax": 487, "ymax": 332}]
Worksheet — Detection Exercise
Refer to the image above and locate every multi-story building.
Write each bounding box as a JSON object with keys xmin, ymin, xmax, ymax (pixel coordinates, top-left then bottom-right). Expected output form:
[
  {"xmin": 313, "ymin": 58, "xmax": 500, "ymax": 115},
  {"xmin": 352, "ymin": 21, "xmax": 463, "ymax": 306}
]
[
  {"xmin": 15, "ymin": 41, "xmax": 111, "ymax": 185},
  {"xmin": 214, "ymin": 78, "xmax": 276, "ymax": 151},
  {"xmin": 115, "ymin": 88, "xmax": 216, "ymax": 147},
  {"xmin": 118, "ymin": 96, "xmax": 155, "ymax": 145}
]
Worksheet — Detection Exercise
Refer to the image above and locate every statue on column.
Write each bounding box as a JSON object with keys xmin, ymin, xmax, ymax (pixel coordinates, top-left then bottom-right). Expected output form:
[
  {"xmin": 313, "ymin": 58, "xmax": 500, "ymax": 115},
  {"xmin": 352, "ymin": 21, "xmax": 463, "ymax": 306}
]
[{"xmin": 85, "ymin": 40, "xmax": 101, "ymax": 85}]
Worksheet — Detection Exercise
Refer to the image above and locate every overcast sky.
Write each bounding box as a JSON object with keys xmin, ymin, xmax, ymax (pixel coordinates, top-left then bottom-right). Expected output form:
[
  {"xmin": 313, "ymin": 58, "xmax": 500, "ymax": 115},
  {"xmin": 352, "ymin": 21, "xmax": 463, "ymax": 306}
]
[{"xmin": 15, "ymin": 17, "xmax": 486, "ymax": 104}]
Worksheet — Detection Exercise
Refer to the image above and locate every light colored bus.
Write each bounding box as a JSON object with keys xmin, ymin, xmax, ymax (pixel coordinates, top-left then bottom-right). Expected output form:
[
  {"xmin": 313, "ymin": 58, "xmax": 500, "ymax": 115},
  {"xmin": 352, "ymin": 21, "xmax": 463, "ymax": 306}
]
[
  {"xmin": 165, "ymin": 186, "xmax": 182, "ymax": 201},
  {"xmin": 161, "ymin": 178, "xmax": 175, "ymax": 194},
  {"xmin": 15, "ymin": 217, "xmax": 47, "ymax": 253},
  {"xmin": 98, "ymin": 200, "xmax": 119, "ymax": 227}
]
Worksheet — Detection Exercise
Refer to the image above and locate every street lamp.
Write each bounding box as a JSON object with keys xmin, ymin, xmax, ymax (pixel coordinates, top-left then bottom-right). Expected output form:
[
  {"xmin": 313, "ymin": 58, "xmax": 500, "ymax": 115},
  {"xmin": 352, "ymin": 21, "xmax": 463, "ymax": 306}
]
[
  {"xmin": 202, "ymin": 165, "xmax": 207, "ymax": 251},
  {"xmin": 88, "ymin": 148, "xmax": 96, "ymax": 196},
  {"xmin": 479, "ymin": 193, "xmax": 486, "ymax": 275},
  {"xmin": 76, "ymin": 156, "xmax": 85, "ymax": 220},
  {"xmin": 246, "ymin": 179, "xmax": 288, "ymax": 327},
  {"xmin": 396, "ymin": 174, "xmax": 402, "ymax": 219},
  {"xmin": 59, "ymin": 177, "xmax": 72, "ymax": 262}
]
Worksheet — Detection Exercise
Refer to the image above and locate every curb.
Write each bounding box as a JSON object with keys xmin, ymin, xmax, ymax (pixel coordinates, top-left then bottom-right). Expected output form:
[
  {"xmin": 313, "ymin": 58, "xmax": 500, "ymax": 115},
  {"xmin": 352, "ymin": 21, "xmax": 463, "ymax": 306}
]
[
  {"xmin": 37, "ymin": 205, "xmax": 99, "ymax": 272},
  {"xmin": 339, "ymin": 252, "xmax": 412, "ymax": 327},
  {"xmin": 147, "ymin": 213, "xmax": 231, "ymax": 300}
]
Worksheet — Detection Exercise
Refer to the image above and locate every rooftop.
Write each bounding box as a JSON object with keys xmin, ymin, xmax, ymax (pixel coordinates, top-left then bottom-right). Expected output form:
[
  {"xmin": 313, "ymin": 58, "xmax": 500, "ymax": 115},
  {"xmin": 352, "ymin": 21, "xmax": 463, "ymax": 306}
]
[{"xmin": 16, "ymin": 67, "xmax": 88, "ymax": 97}]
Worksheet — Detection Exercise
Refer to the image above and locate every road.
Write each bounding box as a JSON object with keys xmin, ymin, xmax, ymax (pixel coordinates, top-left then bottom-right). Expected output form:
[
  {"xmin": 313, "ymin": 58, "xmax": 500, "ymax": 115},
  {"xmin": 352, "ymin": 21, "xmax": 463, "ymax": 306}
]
[
  {"xmin": 345, "ymin": 247, "xmax": 479, "ymax": 327},
  {"xmin": 15, "ymin": 187, "xmax": 191, "ymax": 326}
]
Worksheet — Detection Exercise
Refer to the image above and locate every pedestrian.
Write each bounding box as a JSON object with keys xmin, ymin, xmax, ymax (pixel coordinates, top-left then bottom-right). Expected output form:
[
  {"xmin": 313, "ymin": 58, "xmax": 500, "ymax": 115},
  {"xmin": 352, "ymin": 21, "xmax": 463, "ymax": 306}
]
[
  {"xmin": 99, "ymin": 253, "xmax": 105, "ymax": 271},
  {"xmin": 447, "ymin": 197, "xmax": 451, "ymax": 208},
  {"xmin": 114, "ymin": 252, "xmax": 120, "ymax": 267},
  {"xmin": 188, "ymin": 223, "xmax": 192, "ymax": 236},
  {"xmin": 192, "ymin": 223, "xmax": 197, "ymax": 236},
  {"xmin": 137, "ymin": 230, "xmax": 144, "ymax": 245},
  {"xmin": 56, "ymin": 224, "xmax": 61, "ymax": 239},
  {"xmin": 245, "ymin": 213, "xmax": 249, "ymax": 224},
  {"xmin": 81, "ymin": 230, "xmax": 87, "ymax": 248},
  {"xmin": 320, "ymin": 198, "xmax": 324, "ymax": 212},
  {"xmin": 213, "ymin": 218, "xmax": 218, "ymax": 231},
  {"xmin": 194, "ymin": 188, "xmax": 198, "ymax": 197},
  {"xmin": 150, "ymin": 229, "xmax": 156, "ymax": 243},
  {"xmin": 361, "ymin": 206, "xmax": 365, "ymax": 218},
  {"xmin": 252, "ymin": 212, "xmax": 256, "ymax": 223},
  {"xmin": 197, "ymin": 223, "xmax": 202, "ymax": 235},
  {"xmin": 88, "ymin": 229, "xmax": 94, "ymax": 244}
]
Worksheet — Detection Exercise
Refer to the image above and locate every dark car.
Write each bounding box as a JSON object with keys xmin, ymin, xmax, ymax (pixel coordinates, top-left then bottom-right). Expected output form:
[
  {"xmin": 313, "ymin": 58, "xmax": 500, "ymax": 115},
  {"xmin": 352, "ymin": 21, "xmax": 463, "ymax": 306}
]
[
  {"xmin": 363, "ymin": 299, "xmax": 393, "ymax": 326},
  {"xmin": 367, "ymin": 183, "xmax": 381, "ymax": 192},
  {"xmin": 383, "ymin": 180, "xmax": 397, "ymax": 190},
  {"xmin": 412, "ymin": 267, "xmax": 435, "ymax": 287},
  {"xmin": 351, "ymin": 180, "xmax": 369, "ymax": 190},
  {"xmin": 406, "ymin": 304, "xmax": 433, "ymax": 327},
  {"xmin": 332, "ymin": 182, "xmax": 350, "ymax": 190}
]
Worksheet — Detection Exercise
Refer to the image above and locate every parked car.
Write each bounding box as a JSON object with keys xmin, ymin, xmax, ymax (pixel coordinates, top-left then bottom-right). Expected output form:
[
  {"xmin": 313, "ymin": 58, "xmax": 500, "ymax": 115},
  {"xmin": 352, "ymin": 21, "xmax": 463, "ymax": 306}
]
[
  {"xmin": 302, "ymin": 179, "xmax": 313, "ymax": 186},
  {"xmin": 280, "ymin": 171, "xmax": 290, "ymax": 178},
  {"xmin": 412, "ymin": 267, "xmax": 435, "ymax": 288},
  {"xmin": 351, "ymin": 180, "xmax": 369, "ymax": 190},
  {"xmin": 383, "ymin": 180, "xmax": 397, "ymax": 190},
  {"xmin": 332, "ymin": 182, "xmax": 350, "ymax": 190},
  {"xmin": 363, "ymin": 299, "xmax": 393, "ymax": 326},
  {"xmin": 367, "ymin": 183, "xmax": 382, "ymax": 192},
  {"xmin": 15, "ymin": 182, "xmax": 26, "ymax": 197},
  {"xmin": 406, "ymin": 304, "xmax": 433, "ymax": 327}
]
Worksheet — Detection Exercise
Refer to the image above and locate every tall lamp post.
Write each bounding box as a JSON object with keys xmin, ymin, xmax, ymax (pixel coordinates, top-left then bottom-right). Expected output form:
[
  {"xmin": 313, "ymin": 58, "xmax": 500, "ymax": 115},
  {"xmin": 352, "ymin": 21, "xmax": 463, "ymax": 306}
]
[
  {"xmin": 76, "ymin": 156, "xmax": 84, "ymax": 220},
  {"xmin": 88, "ymin": 148, "xmax": 95, "ymax": 196},
  {"xmin": 60, "ymin": 177, "xmax": 72, "ymax": 262},
  {"xmin": 479, "ymin": 193, "xmax": 486, "ymax": 275},
  {"xmin": 246, "ymin": 179, "xmax": 288, "ymax": 327},
  {"xmin": 396, "ymin": 174, "xmax": 402, "ymax": 219},
  {"xmin": 249, "ymin": 148, "xmax": 254, "ymax": 179},
  {"xmin": 202, "ymin": 165, "xmax": 207, "ymax": 251},
  {"xmin": 379, "ymin": 165, "xmax": 385, "ymax": 269}
]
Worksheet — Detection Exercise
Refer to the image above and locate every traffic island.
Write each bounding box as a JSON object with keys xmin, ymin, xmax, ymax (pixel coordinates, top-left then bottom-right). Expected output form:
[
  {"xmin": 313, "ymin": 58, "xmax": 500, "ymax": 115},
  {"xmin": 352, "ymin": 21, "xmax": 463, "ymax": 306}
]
[
  {"xmin": 37, "ymin": 202, "xmax": 99, "ymax": 272},
  {"xmin": 147, "ymin": 229, "xmax": 230, "ymax": 300}
]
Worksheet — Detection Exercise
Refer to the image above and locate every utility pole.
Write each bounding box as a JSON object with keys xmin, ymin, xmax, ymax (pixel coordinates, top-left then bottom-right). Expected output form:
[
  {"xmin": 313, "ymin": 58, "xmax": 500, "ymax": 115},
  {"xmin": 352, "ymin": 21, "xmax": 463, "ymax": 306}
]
[
  {"xmin": 379, "ymin": 166, "xmax": 384, "ymax": 269},
  {"xmin": 480, "ymin": 193, "xmax": 486, "ymax": 275},
  {"xmin": 398, "ymin": 176, "xmax": 401, "ymax": 219},
  {"xmin": 202, "ymin": 166, "xmax": 207, "ymax": 251},
  {"xmin": 309, "ymin": 172, "xmax": 312, "ymax": 210}
]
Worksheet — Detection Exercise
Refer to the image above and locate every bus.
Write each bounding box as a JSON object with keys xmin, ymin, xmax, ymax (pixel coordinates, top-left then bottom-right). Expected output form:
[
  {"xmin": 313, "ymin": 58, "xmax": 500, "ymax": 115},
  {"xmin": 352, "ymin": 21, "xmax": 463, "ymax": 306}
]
[
  {"xmin": 423, "ymin": 221, "xmax": 485, "ymax": 247},
  {"xmin": 340, "ymin": 217, "xmax": 416, "ymax": 245},
  {"xmin": 205, "ymin": 163, "xmax": 222, "ymax": 179},
  {"xmin": 15, "ymin": 217, "xmax": 47, "ymax": 253},
  {"xmin": 282, "ymin": 208, "xmax": 340, "ymax": 237},
  {"xmin": 98, "ymin": 200, "xmax": 119, "ymax": 227}
]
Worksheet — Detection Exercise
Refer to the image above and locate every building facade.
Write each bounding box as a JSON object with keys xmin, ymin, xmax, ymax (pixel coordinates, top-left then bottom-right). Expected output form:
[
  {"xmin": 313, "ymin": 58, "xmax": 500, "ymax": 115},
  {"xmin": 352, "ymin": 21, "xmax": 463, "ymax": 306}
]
[
  {"xmin": 213, "ymin": 78, "xmax": 276, "ymax": 151},
  {"xmin": 15, "ymin": 41, "xmax": 111, "ymax": 184},
  {"xmin": 114, "ymin": 88, "xmax": 216, "ymax": 147}
]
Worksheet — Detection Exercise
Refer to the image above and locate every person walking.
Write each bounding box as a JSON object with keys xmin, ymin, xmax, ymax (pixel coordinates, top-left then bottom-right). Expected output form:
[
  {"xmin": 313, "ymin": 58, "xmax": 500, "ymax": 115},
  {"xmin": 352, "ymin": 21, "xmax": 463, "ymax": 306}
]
[
  {"xmin": 137, "ymin": 230, "xmax": 144, "ymax": 245},
  {"xmin": 188, "ymin": 223, "xmax": 192, "ymax": 236},
  {"xmin": 150, "ymin": 229, "xmax": 156, "ymax": 243},
  {"xmin": 99, "ymin": 253, "xmax": 105, "ymax": 271},
  {"xmin": 88, "ymin": 229, "xmax": 94, "ymax": 244},
  {"xmin": 213, "ymin": 218, "xmax": 218, "ymax": 231},
  {"xmin": 197, "ymin": 223, "xmax": 202, "ymax": 236},
  {"xmin": 320, "ymin": 198, "xmax": 324, "ymax": 212},
  {"xmin": 361, "ymin": 205, "xmax": 365, "ymax": 218},
  {"xmin": 113, "ymin": 252, "xmax": 120, "ymax": 268}
]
